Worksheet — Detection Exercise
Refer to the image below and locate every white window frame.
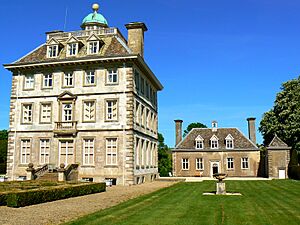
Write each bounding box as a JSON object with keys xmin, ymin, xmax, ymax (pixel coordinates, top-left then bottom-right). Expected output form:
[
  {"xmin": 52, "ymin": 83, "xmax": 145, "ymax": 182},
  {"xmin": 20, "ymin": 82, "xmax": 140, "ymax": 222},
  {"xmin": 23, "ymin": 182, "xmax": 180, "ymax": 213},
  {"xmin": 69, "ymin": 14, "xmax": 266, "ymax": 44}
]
[
  {"xmin": 195, "ymin": 135, "xmax": 204, "ymax": 149},
  {"xmin": 106, "ymin": 138, "xmax": 118, "ymax": 165},
  {"xmin": 227, "ymin": 157, "xmax": 234, "ymax": 170},
  {"xmin": 83, "ymin": 101, "xmax": 96, "ymax": 122},
  {"xmin": 84, "ymin": 71, "xmax": 96, "ymax": 85},
  {"xmin": 225, "ymin": 134, "xmax": 234, "ymax": 149},
  {"xmin": 210, "ymin": 135, "xmax": 219, "ymax": 149},
  {"xmin": 47, "ymin": 45, "xmax": 58, "ymax": 58},
  {"xmin": 59, "ymin": 140, "xmax": 74, "ymax": 165},
  {"xmin": 83, "ymin": 139, "xmax": 95, "ymax": 165},
  {"xmin": 67, "ymin": 43, "xmax": 78, "ymax": 56},
  {"xmin": 40, "ymin": 103, "xmax": 52, "ymax": 124},
  {"xmin": 24, "ymin": 74, "xmax": 34, "ymax": 90},
  {"xmin": 40, "ymin": 139, "xmax": 50, "ymax": 165},
  {"xmin": 62, "ymin": 103, "xmax": 73, "ymax": 122},
  {"xmin": 241, "ymin": 157, "xmax": 249, "ymax": 169},
  {"xmin": 43, "ymin": 74, "xmax": 53, "ymax": 88},
  {"xmin": 107, "ymin": 68, "xmax": 118, "ymax": 84},
  {"xmin": 63, "ymin": 72, "xmax": 74, "ymax": 87},
  {"xmin": 88, "ymin": 41, "xmax": 99, "ymax": 54},
  {"xmin": 182, "ymin": 158, "xmax": 189, "ymax": 170},
  {"xmin": 22, "ymin": 104, "xmax": 33, "ymax": 124},
  {"xmin": 196, "ymin": 158, "xmax": 204, "ymax": 170},
  {"xmin": 106, "ymin": 100, "xmax": 118, "ymax": 121},
  {"xmin": 20, "ymin": 139, "xmax": 31, "ymax": 164}
]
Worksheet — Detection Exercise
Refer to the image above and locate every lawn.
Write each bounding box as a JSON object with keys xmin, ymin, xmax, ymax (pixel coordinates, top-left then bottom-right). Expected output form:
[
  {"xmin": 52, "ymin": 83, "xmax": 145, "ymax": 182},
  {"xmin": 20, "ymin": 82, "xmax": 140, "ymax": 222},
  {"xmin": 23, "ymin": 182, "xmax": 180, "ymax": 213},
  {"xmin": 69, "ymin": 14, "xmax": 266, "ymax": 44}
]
[{"xmin": 66, "ymin": 180, "xmax": 300, "ymax": 225}]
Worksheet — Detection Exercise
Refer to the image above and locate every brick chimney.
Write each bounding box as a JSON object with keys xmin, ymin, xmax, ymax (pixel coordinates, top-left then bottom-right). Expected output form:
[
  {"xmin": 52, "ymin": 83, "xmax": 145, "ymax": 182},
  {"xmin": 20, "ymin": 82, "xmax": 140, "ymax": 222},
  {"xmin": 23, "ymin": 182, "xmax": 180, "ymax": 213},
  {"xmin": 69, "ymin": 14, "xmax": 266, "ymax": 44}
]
[
  {"xmin": 125, "ymin": 22, "xmax": 148, "ymax": 58},
  {"xmin": 247, "ymin": 117, "xmax": 256, "ymax": 144},
  {"xmin": 174, "ymin": 119, "xmax": 183, "ymax": 147}
]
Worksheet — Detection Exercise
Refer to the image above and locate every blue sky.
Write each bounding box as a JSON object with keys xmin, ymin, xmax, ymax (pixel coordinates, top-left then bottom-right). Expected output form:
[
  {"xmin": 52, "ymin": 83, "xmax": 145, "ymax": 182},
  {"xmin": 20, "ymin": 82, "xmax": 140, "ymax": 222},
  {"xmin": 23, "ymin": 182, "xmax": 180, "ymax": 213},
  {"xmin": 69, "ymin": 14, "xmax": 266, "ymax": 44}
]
[{"xmin": 0, "ymin": 0, "xmax": 299, "ymax": 147}]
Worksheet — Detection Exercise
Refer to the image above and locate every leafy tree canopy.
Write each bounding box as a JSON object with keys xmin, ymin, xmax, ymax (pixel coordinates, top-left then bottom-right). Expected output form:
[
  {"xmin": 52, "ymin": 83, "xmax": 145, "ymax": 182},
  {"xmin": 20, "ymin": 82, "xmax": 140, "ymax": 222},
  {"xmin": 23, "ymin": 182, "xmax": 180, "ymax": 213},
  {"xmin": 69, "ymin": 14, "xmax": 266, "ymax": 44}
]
[
  {"xmin": 259, "ymin": 76, "xmax": 300, "ymax": 154},
  {"xmin": 0, "ymin": 130, "xmax": 8, "ymax": 140},
  {"xmin": 158, "ymin": 133, "xmax": 172, "ymax": 177},
  {"xmin": 183, "ymin": 122, "xmax": 207, "ymax": 137}
]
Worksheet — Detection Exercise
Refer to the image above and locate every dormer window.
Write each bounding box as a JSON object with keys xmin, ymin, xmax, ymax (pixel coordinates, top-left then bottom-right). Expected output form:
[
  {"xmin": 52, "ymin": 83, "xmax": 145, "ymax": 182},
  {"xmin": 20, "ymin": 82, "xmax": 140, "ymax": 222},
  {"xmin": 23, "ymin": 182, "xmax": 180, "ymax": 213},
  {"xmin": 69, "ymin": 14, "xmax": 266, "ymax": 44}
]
[
  {"xmin": 47, "ymin": 45, "xmax": 58, "ymax": 58},
  {"xmin": 88, "ymin": 41, "xmax": 99, "ymax": 54},
  {"xmin": 195, "ymin": 135, "xmax": 204, "ymax": 149},
  {"xmin": 68, "ymin": 43, "xmax": 78, "ymax": 56},
  {"xmin": 210, "ymin": 135, "xmax": 219, "ymax": 149},
  {"xmin": 225, "ymin": 134, "xmax": 234, "ymax": 149}
]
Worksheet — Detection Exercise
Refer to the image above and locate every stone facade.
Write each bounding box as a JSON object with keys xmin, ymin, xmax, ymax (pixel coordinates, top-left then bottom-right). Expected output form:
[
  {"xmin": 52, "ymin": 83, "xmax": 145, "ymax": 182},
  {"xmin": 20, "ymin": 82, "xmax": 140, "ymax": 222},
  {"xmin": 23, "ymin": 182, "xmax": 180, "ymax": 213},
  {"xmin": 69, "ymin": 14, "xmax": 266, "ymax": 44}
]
[
  {"xmin": 172, "ymin": 119, "xmax": 261, "ymax": 177},
  {"xmin": 266, "ymin": 135, "xmax": 291, "ymax": 179},
  {"xmin": 4, "ymin": 6, "xmax": 163, "ymax": 185}
]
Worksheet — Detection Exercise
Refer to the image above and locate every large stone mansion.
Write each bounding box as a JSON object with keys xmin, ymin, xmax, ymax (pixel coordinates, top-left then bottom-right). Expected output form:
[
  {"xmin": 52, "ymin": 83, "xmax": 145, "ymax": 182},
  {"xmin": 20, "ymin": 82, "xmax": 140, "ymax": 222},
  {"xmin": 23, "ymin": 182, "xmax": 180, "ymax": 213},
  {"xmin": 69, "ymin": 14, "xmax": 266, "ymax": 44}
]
[{"xmin": 4, "ymin": 4, "xmax": 163, "ymax": 185}]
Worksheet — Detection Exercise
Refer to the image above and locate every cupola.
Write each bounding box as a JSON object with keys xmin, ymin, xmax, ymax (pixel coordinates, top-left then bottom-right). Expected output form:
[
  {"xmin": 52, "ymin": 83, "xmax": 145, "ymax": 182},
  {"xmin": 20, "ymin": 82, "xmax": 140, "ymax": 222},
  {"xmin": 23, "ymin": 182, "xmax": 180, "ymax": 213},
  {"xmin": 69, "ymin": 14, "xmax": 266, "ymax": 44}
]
[{"xmin": 81, "ymin": 3, "xmax": 108, "ymax": 30}]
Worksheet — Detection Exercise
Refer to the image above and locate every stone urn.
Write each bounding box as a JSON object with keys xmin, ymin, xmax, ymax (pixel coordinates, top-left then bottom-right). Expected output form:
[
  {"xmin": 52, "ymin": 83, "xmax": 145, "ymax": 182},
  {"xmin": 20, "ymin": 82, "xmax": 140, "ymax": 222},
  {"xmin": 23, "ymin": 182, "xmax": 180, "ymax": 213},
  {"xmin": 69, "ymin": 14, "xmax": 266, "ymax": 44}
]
[{"xmin": 213, "ymin": 173, "xmax": 227, "ymax": 195}]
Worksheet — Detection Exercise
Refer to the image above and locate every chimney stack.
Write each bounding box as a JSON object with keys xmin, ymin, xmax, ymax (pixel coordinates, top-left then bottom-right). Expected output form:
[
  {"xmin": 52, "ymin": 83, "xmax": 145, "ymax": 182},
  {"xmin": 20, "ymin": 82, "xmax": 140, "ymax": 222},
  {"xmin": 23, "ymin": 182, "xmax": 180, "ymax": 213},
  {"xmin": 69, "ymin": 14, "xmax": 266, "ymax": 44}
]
[
  {"xmin": 247, "ymin": 118, "xmax": 256, "ymax": 144},
  {"xmin": 125, "ymin": 22, "xmax": 148, "ymax": 58},
  {"xmin": 174, "ymin": 119, "xmax": 183, "ymax": 147}
]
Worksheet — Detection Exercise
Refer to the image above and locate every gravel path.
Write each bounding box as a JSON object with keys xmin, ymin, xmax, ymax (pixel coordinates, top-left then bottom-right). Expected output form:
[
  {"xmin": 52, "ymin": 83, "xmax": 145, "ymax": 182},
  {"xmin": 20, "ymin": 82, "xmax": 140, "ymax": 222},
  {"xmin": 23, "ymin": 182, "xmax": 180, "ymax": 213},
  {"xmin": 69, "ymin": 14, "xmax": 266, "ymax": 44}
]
[{"xmin": 0, "ymin": 181, "xmax": 177, "ymax": 225}]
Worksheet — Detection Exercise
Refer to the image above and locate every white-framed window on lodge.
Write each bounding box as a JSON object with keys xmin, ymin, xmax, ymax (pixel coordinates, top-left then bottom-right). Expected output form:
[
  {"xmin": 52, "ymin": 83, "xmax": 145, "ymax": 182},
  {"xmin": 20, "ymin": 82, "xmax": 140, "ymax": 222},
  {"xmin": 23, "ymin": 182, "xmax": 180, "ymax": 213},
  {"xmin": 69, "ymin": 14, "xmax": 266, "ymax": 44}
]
[
  {"xmin": 63, "ymin": 72, "xmax": 74, "ymax": 87},
  {"xmin": 225, "ymin": 134, "xmax": 234, "ymax": 149},
  {"xmin": 20, "ymin": 139, "xmax": 31, "ymax": 164},
  {"xmin": 84, "ymin": 70, "xmax": 96, "ymax": 86},
  {"xmin": 67, "ymin": 43, "xmax": 78, "ymax": 56},
  {"xmin": 106, "ymin": 138, "xmax": 118, "ymax": 165},
  {"xmin": 106, "ymin": 68, "xmax": 118, "ymax": 84},
  {"xmin": 134, "ymin": 69, "xmax": 140, "ymax": 91},
  {"xmin": 83, "ymin": 139, "xmax": 95, "ymax": 165},
  {"xmin": 88, "ymin": 41, "xmax": 99, "ymax": 54},
  {"xmin": 227, "ymin": 157, "xmax": 234, "ymax": 170},
  {"xmin": 22, "ymin": 103, "xmax": 33, "ymax": 124},
  {"xmin": 182, "ymin": 158, "xmax": 189, "ymax": 170},
  {"xmin": 195, "ymin": 135, "xmax": 204, "ymax": 149},
  {"xmin": 47, "ymin": 45, "xmax": 58, "ymax": 58},
  {"xmin": 241, "ymin": 157, "xmax": 249, "ymax": 169},
  {"xmin": 210, "ymin": 135, "xmax": 219, "ymax": 149},
  {"xmin": 196, "ymin": 158, "xmax": 204, "ymax": 170},
  {"xmin": 105, "ymin": 99, "xmax": 118, "ymax": 121},
  {"xmin": 83, "ymin": 100, "xmax": 96, "ymax": 122},
  {"xmin": 24, "ymin": 74, "xmax": 34, "ymax": 90},
  {"xmin": 40, "ymin": 103, "xmax": 52, "ymax": 124},
  {"xmin": 40, "ymin": 139, "xmax": 50, "ymax": 165},
  {"xmin": 43, "ymin": 74, "xmax": 53, "ymax": 88}
]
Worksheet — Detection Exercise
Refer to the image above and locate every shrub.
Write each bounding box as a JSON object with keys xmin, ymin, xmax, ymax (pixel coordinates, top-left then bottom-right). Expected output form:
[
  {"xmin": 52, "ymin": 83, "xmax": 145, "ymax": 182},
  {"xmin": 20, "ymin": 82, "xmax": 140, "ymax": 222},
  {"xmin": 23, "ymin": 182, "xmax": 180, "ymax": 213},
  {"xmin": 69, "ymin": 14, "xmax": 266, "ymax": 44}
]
[
  {"xmin": 288, "ymin": 166, "xmax": 300, "ymax": 180},
  {"xmin": 6, "ymin": 182, "xmax": 106, "ymax": 207},
  {"xmin": 0, "ymin": 193, "xmax": 7, "ymax": 206}
]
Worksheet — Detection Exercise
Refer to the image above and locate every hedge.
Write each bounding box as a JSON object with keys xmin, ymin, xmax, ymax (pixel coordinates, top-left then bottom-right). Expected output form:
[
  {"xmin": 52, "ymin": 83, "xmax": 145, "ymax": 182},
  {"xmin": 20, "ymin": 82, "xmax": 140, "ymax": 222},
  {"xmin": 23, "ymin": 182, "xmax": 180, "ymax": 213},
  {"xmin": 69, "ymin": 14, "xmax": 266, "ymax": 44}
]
[
  {"xmin": 4, "ymin": 182, "xmax": 106, "ymax": 207},
  {"xmin": 288, "ymin": 166, "xmax": 300, "ymax": 180},
  {"xmin": 0, "ymin": 163, "xmax": 6, "ymax": 174}
]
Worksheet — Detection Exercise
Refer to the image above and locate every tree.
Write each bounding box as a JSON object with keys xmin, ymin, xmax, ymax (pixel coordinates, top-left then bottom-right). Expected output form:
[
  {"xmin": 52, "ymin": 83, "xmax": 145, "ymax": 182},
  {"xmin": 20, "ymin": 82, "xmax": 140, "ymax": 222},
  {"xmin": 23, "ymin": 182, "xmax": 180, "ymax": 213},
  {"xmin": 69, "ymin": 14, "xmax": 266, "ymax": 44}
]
[
  {"xmin": 259, "ymin": 76, "xmax": 300, "ymax": 161},
  {"xmin": 158, "ymin": 133, "xmax": 172, "ymax": 177},
  {"xmin": 183, "ymin": 122, "xmax": 207, "ymax": 137},
  {"xmin": 0, "ymin": 130, "xmax": 8, "ymax": 174}
]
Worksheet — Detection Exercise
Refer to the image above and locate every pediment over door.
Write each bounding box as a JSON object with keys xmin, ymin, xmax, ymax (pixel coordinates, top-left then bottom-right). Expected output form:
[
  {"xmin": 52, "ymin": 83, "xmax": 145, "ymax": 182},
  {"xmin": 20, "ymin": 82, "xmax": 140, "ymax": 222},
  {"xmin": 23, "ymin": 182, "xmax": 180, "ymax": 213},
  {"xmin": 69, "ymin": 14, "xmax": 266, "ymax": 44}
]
[{"xmin": 58, "ymin": 91, "xmax": 77, "ymax": 101}]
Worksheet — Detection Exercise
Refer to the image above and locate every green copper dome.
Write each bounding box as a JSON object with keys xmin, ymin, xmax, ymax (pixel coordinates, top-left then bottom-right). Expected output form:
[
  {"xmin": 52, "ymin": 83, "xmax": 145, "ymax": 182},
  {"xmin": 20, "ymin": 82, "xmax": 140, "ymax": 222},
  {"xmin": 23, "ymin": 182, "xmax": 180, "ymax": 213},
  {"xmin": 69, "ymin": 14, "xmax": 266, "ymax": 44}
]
[{"xmin": 82, "ymin": 12, "xmax": 108, "ymax": 26}]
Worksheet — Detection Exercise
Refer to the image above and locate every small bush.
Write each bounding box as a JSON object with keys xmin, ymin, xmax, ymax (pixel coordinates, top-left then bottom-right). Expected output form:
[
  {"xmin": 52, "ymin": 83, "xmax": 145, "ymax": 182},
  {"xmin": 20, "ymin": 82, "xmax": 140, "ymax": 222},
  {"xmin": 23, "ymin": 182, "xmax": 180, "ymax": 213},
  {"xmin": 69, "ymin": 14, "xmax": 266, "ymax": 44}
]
[
  {"xmin": 6, "ymin": 182, "xmax": 106, "ymax": 207},
  {"xmin": 288, "ymin": 166, "xmax": 300, "ymax": 180},
  {"xmin": 0, "ymin": 193, "xmax": 7, "ymax": 206}
]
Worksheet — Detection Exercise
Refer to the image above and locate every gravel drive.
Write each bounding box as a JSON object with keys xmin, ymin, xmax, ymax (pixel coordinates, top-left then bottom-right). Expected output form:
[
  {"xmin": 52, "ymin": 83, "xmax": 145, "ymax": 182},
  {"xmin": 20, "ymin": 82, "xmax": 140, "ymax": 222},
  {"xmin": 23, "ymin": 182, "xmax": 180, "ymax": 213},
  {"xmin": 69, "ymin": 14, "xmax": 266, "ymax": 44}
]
[{"xmin": 0, "ymin": 181, "xmax": 177, "ymax": 225}]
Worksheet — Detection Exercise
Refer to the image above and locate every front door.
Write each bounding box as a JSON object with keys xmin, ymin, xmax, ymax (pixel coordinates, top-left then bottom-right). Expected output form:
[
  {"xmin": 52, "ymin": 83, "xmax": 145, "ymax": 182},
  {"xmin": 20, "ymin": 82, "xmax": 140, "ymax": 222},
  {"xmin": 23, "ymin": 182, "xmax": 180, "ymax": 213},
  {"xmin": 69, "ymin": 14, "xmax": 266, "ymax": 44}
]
[
  {"xmin": 278, "ymin": 169, "xmax": 286, "ymax": 179},
  {"xmin": 210, "ymin": 161, "xmax": 220, "ymax": 177}
]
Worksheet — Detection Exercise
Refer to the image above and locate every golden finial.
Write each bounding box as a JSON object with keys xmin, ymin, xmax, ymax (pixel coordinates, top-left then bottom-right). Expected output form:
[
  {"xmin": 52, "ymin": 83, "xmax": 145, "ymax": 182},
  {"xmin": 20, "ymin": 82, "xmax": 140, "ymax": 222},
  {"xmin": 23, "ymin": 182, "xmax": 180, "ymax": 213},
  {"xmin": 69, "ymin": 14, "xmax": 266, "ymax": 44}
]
[{"xmin": 92, "ymin": 3, "xmax": 99, "ymax": 12}]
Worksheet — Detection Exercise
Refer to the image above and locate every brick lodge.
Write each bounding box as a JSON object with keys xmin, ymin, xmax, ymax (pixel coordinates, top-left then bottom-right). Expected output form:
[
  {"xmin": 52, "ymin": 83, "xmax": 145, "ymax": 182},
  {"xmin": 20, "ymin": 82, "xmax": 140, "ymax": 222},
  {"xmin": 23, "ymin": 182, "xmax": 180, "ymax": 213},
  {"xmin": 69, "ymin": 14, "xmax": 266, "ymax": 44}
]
[{"xmin": 3, "ymin": 4, "xmax": 163, "ymax": 185}]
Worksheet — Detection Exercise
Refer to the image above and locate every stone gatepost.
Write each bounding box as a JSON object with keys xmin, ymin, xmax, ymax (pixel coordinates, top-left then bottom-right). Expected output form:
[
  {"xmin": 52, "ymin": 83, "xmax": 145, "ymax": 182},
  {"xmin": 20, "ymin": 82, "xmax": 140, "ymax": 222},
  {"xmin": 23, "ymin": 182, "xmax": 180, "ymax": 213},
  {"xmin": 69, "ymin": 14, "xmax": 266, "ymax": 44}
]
[
  {"xmin": 216, "ymin": 182, "xmax": 226, "ymax": 195},
  {"xmin": 58, "ymin": 163, "xmax": 66, "ymax": 182},
  {"xmin": 26, "ymin": 163, "xmax": 35, "ymax": 180}
]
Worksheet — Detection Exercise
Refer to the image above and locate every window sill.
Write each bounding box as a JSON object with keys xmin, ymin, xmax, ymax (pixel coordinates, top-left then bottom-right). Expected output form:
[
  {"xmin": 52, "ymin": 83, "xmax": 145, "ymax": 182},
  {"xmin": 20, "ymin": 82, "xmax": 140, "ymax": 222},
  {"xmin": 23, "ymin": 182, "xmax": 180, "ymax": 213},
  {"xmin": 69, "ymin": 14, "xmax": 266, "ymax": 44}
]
[
  {"xmin": 105, "ymin": 83, "xmax": 119, "ymax": 86},
  {"xmin": 104, "ymin": 165, "xmax": 118, "ymax": 168},
  {"xmin": 23, "ymin": 88, "xmax": 34, "ymax": 91},
  {"xmin": 83, "ymin": 84, "xmax": 96, "ymax": 87},
  {"xmin": 81, "ymin": 165, "xmax": 95, "ymax": 168}
]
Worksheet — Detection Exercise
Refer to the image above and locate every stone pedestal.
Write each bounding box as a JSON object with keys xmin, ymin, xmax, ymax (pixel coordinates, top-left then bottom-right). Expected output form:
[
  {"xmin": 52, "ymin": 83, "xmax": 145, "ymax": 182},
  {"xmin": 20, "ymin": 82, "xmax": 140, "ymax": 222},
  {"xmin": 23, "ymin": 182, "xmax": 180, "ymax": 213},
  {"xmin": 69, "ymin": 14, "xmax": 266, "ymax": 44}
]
[
  {"xmin": 58, "ymin": 163, "xmax": 66, "ymax": 182},
  {"xmin": 216, "ymin": 182, "xmax": 226, "ymax": 195},
  {"xmin": 26, "ymin": 163, "xmax": 35, "ymax": 180}
]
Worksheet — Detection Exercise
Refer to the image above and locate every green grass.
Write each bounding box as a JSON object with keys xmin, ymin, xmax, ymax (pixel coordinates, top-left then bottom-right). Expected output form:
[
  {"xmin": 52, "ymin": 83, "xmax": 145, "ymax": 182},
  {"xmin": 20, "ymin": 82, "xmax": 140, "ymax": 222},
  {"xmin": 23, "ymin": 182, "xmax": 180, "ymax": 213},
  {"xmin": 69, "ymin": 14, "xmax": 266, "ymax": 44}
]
[{"xmin": 66, "ymin": 180, "xmax": 300, "ymax": 225}]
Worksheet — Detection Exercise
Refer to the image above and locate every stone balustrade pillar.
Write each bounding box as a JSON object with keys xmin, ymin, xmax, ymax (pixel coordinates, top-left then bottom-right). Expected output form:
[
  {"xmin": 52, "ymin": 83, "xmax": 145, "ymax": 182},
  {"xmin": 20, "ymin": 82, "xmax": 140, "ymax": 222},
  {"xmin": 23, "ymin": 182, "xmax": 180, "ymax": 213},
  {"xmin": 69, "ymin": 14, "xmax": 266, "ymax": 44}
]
[
  {"xmin": 26, "ymin": 163, "xmax": 35, "ymax": 180},
  {"xmin": 58, "ymin": 163, "xmax": 66, "ymax": 182}
]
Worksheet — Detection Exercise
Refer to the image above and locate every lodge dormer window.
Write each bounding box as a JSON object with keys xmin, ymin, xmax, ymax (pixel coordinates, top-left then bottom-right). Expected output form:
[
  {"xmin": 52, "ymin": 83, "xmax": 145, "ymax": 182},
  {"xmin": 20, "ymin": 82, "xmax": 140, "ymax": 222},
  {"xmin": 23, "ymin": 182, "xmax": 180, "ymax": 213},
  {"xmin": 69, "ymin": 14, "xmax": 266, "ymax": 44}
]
[
  {"xmin": 210, "ymin": 135, "xmax": 219, "ymax": 149},
  {"xmin": 195, "ymin": 135, "xmax": 204, "ymax": 149},
  {"xmin": 225, "ymin": 134, "xmax": 234, "ymax": 149}
]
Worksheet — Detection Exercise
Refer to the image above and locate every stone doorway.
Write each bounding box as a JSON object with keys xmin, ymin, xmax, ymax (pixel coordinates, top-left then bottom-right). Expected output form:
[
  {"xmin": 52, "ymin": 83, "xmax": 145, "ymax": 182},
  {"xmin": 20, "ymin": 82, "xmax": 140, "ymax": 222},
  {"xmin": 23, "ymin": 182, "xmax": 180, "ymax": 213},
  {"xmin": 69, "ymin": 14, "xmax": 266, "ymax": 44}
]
[{"xmin": 210, "ymin": 161, "xmax": 220, "ymax": 177}]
